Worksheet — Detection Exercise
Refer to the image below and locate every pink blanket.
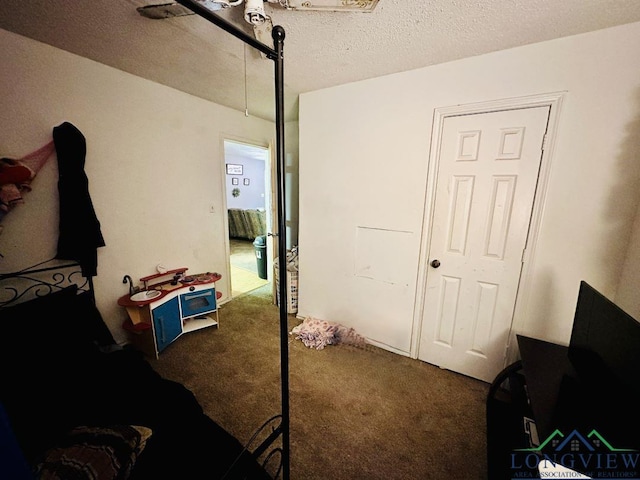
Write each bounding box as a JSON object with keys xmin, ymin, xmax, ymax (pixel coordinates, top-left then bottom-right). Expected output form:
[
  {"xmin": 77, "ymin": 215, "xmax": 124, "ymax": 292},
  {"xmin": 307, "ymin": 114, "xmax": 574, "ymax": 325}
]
[
  {"xmin": 0, "ymin": 140, "xmax": 55, "ymax": 225},
  {"xmin": 290, "ymin": 317, "xmax": 366, "ymax": 350}
]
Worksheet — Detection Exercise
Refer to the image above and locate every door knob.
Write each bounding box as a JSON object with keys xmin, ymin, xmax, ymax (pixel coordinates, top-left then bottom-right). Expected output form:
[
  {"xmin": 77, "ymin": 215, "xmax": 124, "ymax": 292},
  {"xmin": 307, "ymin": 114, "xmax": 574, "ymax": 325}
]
[{"xmin": 430, "ymin": 259, "xmax": 441, "ymax": 268}]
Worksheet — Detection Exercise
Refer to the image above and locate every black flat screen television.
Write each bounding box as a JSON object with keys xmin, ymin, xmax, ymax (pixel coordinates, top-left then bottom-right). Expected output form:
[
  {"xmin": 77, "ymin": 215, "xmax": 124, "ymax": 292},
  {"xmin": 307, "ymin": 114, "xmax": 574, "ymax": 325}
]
[
  {"xmin": 558, "ymin": 281, "xmax": 640, "ymax": 449},
  {"xmin": 569, "ymin": 281, "xmax": 640, "ymax": 396}
]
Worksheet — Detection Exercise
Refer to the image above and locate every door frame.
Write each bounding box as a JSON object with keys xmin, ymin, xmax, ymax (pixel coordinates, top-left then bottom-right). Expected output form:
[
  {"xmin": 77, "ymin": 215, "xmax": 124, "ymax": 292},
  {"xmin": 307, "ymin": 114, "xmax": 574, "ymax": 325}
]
[
  {"xmin": 220, "ymin": 136, "xmax": 273, "ymax": 301},
  {"xmin": 411, "ymin": 92, "xmax": 566, "ymax": 365}
]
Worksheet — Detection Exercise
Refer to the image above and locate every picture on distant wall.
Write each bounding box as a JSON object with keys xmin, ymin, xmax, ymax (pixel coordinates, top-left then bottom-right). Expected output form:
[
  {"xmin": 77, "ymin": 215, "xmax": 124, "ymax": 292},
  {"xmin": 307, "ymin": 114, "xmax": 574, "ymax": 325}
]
[
  {"xmin": 243, "ymin": 178, "xmax": 250, "ymax": 186},
  {"xmin": 232, "ymin": 178, "xmax": 239, "ymax": 185},
  {"xmin": 226, "ymin": 164, "xmax": 243, "ymax": 175}
]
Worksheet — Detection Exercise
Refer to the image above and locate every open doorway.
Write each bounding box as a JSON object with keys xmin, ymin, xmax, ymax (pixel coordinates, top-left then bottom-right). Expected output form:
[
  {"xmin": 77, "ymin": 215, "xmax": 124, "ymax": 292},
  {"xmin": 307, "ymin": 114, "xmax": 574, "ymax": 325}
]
[{"xmin": 223, "ymin": 140, "xmax": 272, "ymax": 298}]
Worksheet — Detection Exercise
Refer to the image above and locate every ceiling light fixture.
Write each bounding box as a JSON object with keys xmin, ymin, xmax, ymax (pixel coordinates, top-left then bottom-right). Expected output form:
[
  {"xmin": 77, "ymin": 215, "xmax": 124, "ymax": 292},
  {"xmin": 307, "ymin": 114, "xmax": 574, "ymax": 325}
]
[
  {"xmin": 244, "ymin": 0, "xmax": 268, "ymax": 25},
  {"xmin": 281, "ymin": 0, "xmax": 379, "ymax": 12},
  {"xmin": 192, "ymin": 0, "xmax": 380, "ymax": 15},
  {"xmin": 138, "ymin": 0, "xmax": 378, "ymax": 49},
  {"xmin": 195, "ymin": 0, "xmax": 243, "ymax": 10},
  {"xmin": 139, "ymin": 0, "xmax": 378, "ymax": 21}
]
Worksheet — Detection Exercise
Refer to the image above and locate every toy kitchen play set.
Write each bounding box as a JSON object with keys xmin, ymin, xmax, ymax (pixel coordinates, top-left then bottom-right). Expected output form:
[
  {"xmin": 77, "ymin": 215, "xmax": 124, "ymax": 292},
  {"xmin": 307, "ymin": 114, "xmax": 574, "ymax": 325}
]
[{"xmin": 119, "ymin": 267, "xmax": 222, "ymax": 358}]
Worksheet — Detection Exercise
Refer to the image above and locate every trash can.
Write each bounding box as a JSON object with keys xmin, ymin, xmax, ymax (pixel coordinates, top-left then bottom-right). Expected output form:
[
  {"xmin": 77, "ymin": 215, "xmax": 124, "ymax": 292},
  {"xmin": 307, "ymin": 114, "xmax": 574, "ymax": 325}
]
[{"xmin": 253, "ymin": 235, "xmax": 268, "ymax": 279}]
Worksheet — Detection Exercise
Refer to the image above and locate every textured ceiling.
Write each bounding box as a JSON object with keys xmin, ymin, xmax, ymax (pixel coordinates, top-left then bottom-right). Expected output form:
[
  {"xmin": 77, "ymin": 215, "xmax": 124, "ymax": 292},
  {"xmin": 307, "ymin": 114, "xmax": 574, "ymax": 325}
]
[{"xmin": 2, "ymin": 0, "xmax": 640, "ymax": 122}]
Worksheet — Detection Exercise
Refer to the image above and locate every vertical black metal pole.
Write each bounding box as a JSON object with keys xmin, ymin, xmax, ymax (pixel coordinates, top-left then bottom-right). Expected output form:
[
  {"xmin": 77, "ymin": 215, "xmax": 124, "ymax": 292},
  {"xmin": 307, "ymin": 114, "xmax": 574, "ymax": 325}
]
[
  {"xmin": 272, "ymin": 25, "xmax": 290, "ymax": 480},
  {"xmin": 170, "ymin": 3, "xmax": 289, "ymax": 476}
]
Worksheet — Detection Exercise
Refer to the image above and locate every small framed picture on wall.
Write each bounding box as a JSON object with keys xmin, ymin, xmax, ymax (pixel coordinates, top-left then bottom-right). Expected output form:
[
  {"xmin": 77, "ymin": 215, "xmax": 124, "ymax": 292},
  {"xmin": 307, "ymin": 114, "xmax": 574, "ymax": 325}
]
[
  {"xmin": 232, "ymin": 178, "xmax": 239, "ymax": 185},
  {"xmin": 243, "ymin": 178, "xmax": 250, "ymax": 186},
  {"xmin": 226, "ymin": 164, "xmax": 243, "ymax": 175}
]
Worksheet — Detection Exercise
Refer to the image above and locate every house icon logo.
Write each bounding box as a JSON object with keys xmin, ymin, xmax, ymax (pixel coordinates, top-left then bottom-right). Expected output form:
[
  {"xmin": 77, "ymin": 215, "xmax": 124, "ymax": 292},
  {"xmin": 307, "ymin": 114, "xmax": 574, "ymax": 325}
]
[{"xmin": 509, "ymin": 429, "xmax": 639, "ymax": 478}]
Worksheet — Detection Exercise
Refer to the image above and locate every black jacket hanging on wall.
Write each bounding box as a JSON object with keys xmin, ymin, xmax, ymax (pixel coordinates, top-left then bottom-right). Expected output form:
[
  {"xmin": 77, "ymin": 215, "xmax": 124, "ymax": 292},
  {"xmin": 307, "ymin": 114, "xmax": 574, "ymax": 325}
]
[{"xmin": 53, "ymin": 122, "xmax": 105, "ymax": 277}]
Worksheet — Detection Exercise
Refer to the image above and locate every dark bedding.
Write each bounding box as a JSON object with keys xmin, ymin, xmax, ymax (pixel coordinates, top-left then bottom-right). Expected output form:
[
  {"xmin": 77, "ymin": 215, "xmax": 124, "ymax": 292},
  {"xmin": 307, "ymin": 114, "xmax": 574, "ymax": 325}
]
[{"xmin": 0, "ymin": 285, "xmax": 271, "ymax": 479}]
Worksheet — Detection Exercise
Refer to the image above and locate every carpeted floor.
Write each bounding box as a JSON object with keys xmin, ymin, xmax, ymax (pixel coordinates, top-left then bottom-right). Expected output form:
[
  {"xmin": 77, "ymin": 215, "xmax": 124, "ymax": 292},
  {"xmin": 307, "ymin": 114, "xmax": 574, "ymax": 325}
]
[{"xmin": 151, "ymin": 284, "xmax": 490, "ymax": 479}]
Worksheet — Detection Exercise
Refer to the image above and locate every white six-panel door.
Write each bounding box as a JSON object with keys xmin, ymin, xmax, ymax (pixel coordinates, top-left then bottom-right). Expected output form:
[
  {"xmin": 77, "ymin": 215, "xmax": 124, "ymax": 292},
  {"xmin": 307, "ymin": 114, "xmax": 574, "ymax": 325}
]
[{"xmin": 418, "ymin": 106, "xmax": 550, "ymax": 382}]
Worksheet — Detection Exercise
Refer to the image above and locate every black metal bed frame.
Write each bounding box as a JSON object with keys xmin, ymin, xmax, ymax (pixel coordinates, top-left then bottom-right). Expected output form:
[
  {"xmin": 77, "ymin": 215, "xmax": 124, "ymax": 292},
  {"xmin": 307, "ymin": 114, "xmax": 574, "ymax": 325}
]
[
  {"xmin": 173, "ymin": 2, "xmax": 290, "ymax": 477},
  {"xmin": 0, "ymin": 260, "xmax": 93, "ymax": 308}
]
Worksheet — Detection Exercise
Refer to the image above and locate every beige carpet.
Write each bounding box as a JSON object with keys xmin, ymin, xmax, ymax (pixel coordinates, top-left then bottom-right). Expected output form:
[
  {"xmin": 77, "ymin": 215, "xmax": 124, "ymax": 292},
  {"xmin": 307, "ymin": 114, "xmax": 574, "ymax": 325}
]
[
  {"xmin": 231, "ymin": 265, "xmax": 269, "ymax": 297},
  {"xmin": 151, "ymin": 284, "xmax": 489, "ymax": 480}
]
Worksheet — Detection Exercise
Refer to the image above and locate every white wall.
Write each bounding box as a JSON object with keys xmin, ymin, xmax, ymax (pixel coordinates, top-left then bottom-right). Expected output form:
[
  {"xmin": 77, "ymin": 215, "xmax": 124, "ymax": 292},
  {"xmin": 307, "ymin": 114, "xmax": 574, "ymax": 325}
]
[
  {"xmin": 617, "ymin": 198, "xmax": 640, "ymax": 316},
  {"xmin": 285, "ymin": 121, "xmax": 300, "ymax": 249},
  {"xmin": 298, "ymin": 22, "xmax": 640, "ymax": 354},
  {"xmin": 0, "ymin": 29, "xmax": 279, "ymax": 344}
]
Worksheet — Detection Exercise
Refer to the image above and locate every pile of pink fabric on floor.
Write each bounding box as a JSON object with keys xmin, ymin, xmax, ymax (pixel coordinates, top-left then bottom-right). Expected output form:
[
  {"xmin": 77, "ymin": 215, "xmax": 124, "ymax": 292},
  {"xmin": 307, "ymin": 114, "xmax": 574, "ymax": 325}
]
[{"xmin": 290, "ymin": 317, "xmax": 366, "ymax": 350}]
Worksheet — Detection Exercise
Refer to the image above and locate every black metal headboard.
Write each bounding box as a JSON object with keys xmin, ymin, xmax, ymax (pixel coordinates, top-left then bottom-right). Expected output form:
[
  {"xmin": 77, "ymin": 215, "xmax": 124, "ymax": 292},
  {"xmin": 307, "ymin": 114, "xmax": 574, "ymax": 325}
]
[{"xmin": 0, "ymin": 260, "xmax": 93, "ymax": 308}]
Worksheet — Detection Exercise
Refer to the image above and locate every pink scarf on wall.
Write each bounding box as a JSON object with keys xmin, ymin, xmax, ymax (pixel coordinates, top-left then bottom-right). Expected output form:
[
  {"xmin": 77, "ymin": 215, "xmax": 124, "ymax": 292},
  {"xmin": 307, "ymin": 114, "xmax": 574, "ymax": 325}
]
[{"xmin": 0, "ymin": 140, "xmax": 55, "ymax": 229}]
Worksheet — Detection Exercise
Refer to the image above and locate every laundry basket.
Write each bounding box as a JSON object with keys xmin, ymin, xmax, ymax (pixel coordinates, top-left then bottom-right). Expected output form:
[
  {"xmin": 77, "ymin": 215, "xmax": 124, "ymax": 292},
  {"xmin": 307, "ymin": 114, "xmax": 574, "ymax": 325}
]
[{"xmin": 274, "ymin": 246, "xmax": 298, "ymax": 314}]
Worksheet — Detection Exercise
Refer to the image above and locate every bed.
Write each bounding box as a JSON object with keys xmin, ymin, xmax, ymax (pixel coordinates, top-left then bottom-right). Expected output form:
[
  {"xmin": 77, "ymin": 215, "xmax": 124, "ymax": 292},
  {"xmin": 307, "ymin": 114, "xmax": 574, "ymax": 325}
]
[{"xmin": 0, "ymin": 262, "xmax": 276, "ymax": 479}]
